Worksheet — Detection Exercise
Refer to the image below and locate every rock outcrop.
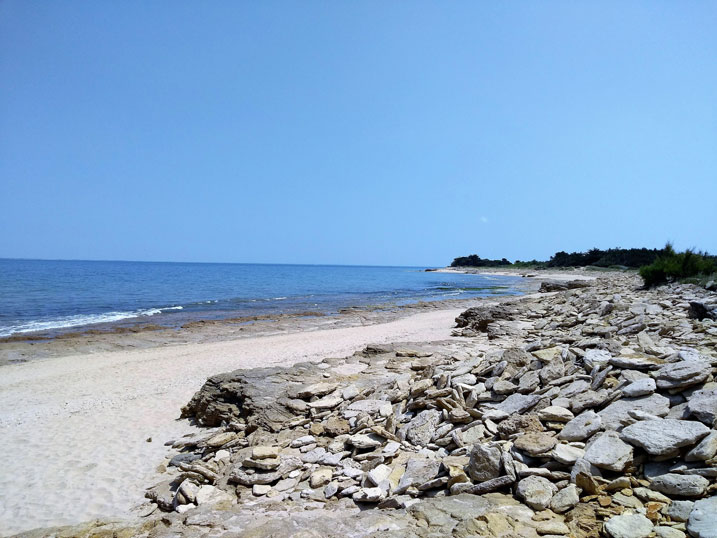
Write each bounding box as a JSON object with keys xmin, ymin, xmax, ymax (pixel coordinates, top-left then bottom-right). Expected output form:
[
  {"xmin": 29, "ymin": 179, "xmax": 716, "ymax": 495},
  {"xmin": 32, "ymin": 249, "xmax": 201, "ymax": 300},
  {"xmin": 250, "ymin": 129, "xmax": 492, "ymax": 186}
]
[{"xmin": 133, "ymin": 273, "xmax": 717, "ymax": 537}]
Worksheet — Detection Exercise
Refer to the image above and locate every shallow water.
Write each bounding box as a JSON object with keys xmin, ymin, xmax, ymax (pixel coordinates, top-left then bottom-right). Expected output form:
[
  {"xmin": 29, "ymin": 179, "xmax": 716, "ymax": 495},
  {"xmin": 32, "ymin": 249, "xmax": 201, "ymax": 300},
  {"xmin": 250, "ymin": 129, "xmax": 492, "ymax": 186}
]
[{"xmin": 0, "ymin": 259, "xmax": 523, "ymax": 337}]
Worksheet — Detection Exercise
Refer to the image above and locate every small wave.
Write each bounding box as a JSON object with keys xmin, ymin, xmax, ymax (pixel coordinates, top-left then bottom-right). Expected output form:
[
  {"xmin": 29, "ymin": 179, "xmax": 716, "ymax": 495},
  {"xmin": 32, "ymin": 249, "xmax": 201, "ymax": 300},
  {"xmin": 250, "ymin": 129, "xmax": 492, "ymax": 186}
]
[
  {"xmin": 162, "ymin": 306, "xmax": 184, "ymax": 311},
  {"xmin": 273, "ymin": 297, "xmax": 287, "ymax": 300},
  {"xmin": 0, "ymin": 307, "xmax": 170, "ymax": 337}
]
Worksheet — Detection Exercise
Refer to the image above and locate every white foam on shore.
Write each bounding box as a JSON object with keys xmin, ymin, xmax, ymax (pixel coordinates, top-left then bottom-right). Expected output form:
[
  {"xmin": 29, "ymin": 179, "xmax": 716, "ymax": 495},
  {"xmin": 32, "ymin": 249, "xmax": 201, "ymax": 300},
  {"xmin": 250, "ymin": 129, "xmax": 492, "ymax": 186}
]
[{"xmin": 0, "ymin": 306, "xmax": 183, "ymax": 338}]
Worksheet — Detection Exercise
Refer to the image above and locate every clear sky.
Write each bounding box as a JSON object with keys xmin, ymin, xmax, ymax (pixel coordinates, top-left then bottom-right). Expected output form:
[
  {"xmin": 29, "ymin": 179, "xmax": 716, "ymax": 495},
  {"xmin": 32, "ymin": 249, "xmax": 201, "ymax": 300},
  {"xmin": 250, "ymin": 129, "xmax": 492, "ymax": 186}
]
[{"xmin": 1, "ymin": 2, "xmax": 715, "ymax": 266}]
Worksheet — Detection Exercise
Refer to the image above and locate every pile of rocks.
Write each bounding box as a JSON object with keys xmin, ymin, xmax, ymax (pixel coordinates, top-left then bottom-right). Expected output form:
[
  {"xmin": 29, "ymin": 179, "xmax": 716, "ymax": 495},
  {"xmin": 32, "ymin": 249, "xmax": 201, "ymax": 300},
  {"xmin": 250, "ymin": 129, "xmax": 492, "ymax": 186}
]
[{"xmin": 142, "ymin": 273, "xmax": 717, "ymax": 538}]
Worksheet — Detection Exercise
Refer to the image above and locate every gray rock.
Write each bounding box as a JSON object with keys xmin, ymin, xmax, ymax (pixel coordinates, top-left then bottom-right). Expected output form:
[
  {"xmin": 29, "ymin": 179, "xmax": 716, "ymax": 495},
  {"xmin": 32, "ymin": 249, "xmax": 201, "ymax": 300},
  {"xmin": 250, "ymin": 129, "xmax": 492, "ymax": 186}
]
[
  {"xmin": 688, "ymin": 389, "xmax": 717, "ymax": 427},
  {"xmin": 552, "ymin": 443, "xmax": 585, "ymax": 465},
  {"xmin": 610, "ymin": 354, "xmax": 664, "ymax": 370},
  {"xmin": 395, "ymin": 458, "xmax": 441, "ymax": 494},
  {"xmin": 300, "ymin": 447, "xmax": 327, "ymax": 463},
  {"xmin": 492, "ymin": 379, "xmax": 517, "ymax": 395},
  {"xmin": 540, "ymin": 356, "xmax": 565, "ymax": 384},
  {"xmin": 229, "ymin": 456, "xmax": 302, "ymax": 486},
  {"xmin": 345, "ymin": 399, "xmax": 393, "ymax": 417},
  {"xmin": 666, "ymin": 500, "xmax": 694, "ymax": 522},
  {"xmin": 539, "ymin": 406, "xmax": 574, "ymax": 422},
  {"xmin": 650, "ymin": 473, "xmax": 709, "ymax": 497},
  {"xmin": 688, "ymin": 496, "xmax": 717, "ymax": 538},
  {"xmin": 467, "ymin": 442, "xmax": 502, "ymax": 482},
  {"xmin": 604, "ymin": 513, "xmax": 654, "ymax": 538},
  {"xmin": 572, "ymin": 389, "xmax": 611, "ymax": 414},
  {"xmin": 620, "ymin": 419, "xmax": 710, "ymax": 456},
  {"xmin": 349, "ymin": 433, "xmax": 383, "ymax": 449},
  {"xmin": 584, "ymin": 349, "xmax": 612, "ymax": 369},
  {"xmin": 516, "ymin": 475, "xmax": 557, "ymax": 511},
  {"xmin": 550, "ymin": 484, "xmax": 579, "ymax": 513},
  {"xmin": 599, "ymin": 393, "xmax": 671, "ymax": 429},
  {"xmin": 367, "ymin": 464, "xmax": 392, "ymax": 486},
  {"xmin": 291, "ymin": 435, "xmax": 316, "ymax": 448},
  {"xmin": 195, "ymin": 485, "xmax": 234, "ymax": 507},
  {"xmin": 352, "ymin": 487, "xmax": 385, "ymax": 503},
  {"xmin": 622, "ymin": 378, "xmax": 656, "ymax": 397},
  {"xmin": 490, "ymin": 393, "xmax": 542, "ymax": 415},
  {"xmin": 513, "ymin": 432, "xmax": 558, "ymax": 456},
  {"xmin": 654, "ymin": 527, "xmax": 686, "ymax": 538},
  {"xmin": 686, "ymin": 431, "xmax": 717, "ymax": 461},
  {"xmin": 559, "ymin": 379, "xmax": 591, "ymax": 399},
  {"xmin": 654, "ymin": 360, "xmax": 711, "ymax": 390},
  {"xmin": 584, "ymin": 431, "xmax": 634, "ymax": 471},
  {"xmin": 559, "ymin": 410, "xmax": 602, "ymax": 441},
  {"xmin": 402, "ymin": 409, "xmax": 442, "ymax": 446}
]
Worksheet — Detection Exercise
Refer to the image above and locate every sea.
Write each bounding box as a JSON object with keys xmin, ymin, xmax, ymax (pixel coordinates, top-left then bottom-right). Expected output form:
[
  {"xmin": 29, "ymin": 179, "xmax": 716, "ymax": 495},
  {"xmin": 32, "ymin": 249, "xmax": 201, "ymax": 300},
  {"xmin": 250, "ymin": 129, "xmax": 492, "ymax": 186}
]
[{"xmin": 0, "ymin": 259, "xmax": 525, "ymax": 338}]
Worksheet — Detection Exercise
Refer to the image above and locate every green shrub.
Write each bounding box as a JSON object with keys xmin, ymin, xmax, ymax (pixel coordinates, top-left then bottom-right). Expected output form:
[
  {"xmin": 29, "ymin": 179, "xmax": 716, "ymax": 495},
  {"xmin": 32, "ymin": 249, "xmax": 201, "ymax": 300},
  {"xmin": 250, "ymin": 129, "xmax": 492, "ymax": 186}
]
[{"xmin": 639, "ymin": 244, "xmax": 716, "ymax": 287}]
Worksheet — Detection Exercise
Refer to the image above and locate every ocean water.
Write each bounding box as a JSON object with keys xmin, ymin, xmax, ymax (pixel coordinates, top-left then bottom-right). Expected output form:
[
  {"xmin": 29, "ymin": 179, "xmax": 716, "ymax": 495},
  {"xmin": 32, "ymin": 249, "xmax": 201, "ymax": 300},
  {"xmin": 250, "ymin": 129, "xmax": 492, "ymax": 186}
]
[{"xmin": 0, "ymin": 259, "xmax": 524, "ymax": 338}]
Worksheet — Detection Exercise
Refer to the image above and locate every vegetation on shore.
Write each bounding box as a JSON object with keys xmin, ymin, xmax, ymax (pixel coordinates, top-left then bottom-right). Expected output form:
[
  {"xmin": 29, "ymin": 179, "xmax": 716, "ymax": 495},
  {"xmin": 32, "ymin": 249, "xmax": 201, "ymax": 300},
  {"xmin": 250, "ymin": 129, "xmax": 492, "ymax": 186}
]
[
  {"xmin": 451, "ymin": 247, "xmax": 666, "ymax": 270},
  {"xmin": 450, "ymin": 245, "xmax": 716, "ymax": 288},
  {"xmin": 639, "ymin": 244, "xmax": 716, "ymax": 288}
]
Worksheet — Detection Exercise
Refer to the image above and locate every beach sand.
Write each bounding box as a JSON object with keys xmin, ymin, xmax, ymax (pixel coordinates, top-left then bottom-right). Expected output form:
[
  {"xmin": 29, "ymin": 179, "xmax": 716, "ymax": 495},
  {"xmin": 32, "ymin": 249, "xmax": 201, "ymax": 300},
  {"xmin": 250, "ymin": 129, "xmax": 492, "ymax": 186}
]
[
  {"xmin": 0, "ymin": 269, "xmax": 593, "ymax": 535},
  {"xmin": 0, "ymin": 305, "xmax": 476, "ymax": 536}
]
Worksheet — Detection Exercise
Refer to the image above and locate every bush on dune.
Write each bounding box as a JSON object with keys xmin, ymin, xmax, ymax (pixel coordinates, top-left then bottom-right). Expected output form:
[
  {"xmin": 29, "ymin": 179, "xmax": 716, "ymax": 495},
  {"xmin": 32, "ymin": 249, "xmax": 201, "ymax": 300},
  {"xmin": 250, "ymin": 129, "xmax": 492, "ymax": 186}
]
[{"xmin": 639, "ymin": 243, "xmax": 716, "ymax": 288}]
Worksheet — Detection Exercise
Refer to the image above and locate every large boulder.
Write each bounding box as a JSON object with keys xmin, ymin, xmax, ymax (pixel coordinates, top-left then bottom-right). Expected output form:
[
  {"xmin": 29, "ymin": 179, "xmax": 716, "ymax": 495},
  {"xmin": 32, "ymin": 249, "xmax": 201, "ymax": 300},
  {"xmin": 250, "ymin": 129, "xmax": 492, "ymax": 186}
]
[
  {"xmin": 688, "ymin": 496, "xmax": 717, "ymax": 538},
  {"xmin": 620, "ymin": 419, "xmax": 710, "ymax": 456}
]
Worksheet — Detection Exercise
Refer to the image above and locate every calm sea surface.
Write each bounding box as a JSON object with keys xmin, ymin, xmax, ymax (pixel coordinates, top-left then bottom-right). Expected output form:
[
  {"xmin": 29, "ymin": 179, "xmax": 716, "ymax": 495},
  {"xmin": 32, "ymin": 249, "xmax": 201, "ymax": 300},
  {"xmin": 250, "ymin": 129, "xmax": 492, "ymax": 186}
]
[{"xmin": 0, "ymin": 259, "xmax": 524, "ymax": 337}]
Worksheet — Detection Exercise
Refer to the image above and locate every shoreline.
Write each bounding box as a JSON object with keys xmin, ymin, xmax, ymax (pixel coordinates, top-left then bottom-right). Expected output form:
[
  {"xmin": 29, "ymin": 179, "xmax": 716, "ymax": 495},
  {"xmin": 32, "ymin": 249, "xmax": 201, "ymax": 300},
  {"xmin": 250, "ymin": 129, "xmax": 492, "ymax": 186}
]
[
  {"xmin": 0, "ymin": 292, "xmax": 524, "ymax": 535},
  {"xmin": 0, "ymin": 267, "xmax": 602, "ymax": 366},
  {"xmin": 7, "ymin": 269, "xmax": 715, "ymax": 537},
  {"xmin": 0, "ymin": 268, "xmax": 602, "ymax": 535},
  {"xmin": 0, "ymin": 270, "xmax": 551, "ymax": 367}
]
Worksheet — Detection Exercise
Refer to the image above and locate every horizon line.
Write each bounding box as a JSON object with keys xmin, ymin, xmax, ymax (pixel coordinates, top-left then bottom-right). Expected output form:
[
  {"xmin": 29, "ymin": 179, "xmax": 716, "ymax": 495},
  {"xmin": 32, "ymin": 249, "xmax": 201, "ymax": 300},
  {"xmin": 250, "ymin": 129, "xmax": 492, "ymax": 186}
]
[{"xmin": 0, "ymin": 256, "xmax": 441, "ymax": 269}]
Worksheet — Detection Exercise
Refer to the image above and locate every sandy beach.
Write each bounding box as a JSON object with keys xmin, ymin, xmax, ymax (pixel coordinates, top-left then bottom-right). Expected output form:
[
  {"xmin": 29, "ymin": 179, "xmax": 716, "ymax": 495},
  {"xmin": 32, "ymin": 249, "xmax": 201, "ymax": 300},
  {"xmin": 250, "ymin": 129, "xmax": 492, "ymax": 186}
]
[{"xmin": 0, "ymin": 304, "xmax": 479, "ymax": 536}]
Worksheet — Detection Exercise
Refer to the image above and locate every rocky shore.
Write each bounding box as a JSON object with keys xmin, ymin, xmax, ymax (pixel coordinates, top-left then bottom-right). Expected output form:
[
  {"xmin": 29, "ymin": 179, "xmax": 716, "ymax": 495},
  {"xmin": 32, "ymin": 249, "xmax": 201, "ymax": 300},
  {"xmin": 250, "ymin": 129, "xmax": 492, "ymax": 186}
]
[{"xmin": 16, "ymin": 272, "xmax": 717, "ymax": 538}]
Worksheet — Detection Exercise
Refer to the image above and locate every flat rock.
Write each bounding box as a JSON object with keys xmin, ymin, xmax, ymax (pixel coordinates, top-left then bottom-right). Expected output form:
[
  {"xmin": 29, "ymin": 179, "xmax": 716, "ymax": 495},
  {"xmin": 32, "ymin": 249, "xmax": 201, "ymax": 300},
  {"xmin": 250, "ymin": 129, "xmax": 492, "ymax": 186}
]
[
  {"xmin": 307, "ymin": 395, "xmax": 343, "ymax": 409},
  {"xmin": 552, "ymin": 443, "xmax": 585, "ymax": 465},
  {"xmin": 345, "ymin": 399, "xmax": 393, "ymax": 417},
  {"xmin": 584, "ymin": 431, "xmax": 633, "ymax": 471},
  {"xmin": 559, "ymin": 410, "xmax": 602, "ymax": 441},
  {"xmin": 490, "ymin": 393, "xmax": 542, "ymax": 415},
  {"xmin": 650, "ymin": 473, "xmax": 709, "ymax": 497},
  {"xmin": 229, "ymin": 456, "xmax": 302, "ymax": 486},
  {"xmin": 655, "ymin": 527, "xmax": 686, "ymax": 538},
  {"xmin": 610, "ymin": 354, "xmax": 664, "ymax": 370},
  {"xmin": 598, "ymin": 393, "xmax": 670, "ymax": 430},
  {"xmin": 604, "ymin": 513, "xmax": 654, "ymax": 538},
  {"xmin": 622, "ymin": 378, "xmax": 656, "ymax": 398},
  {"xmin": 654, "ymin": 360, "xmax": 710, "ymax": 391},
  {"xmin": 539, "ymin": 406, "xmax": 574, "ymax": 422},
  {"xmin": 620, "ymin": 419, "xmax": 710, "ymax": 456},
  {"xmin": 349, "ymin": 433, "xmax": 384, "ymax": 449},
  {"xmin": 513, "ymin": 432, "xmax": 557, "ymax": 456}
]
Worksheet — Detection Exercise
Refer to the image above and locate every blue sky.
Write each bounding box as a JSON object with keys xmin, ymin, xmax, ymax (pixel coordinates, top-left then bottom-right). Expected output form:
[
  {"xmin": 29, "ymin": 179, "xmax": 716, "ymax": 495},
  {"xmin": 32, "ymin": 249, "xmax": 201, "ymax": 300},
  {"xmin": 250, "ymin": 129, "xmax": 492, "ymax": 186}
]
[{"xmin": 1, "ymin": 2, "xmax": 715, "ymax": 266}]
